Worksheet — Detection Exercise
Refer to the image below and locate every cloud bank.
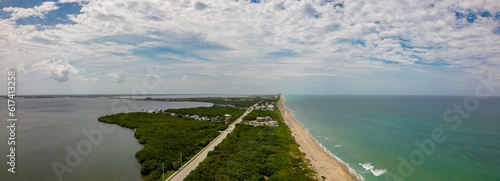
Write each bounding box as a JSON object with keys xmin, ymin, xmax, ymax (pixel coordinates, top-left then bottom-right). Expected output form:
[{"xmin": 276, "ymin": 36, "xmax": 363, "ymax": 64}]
[{"xmin": 0, "ymin": 0, "xmax": 499, "ymax": 95}]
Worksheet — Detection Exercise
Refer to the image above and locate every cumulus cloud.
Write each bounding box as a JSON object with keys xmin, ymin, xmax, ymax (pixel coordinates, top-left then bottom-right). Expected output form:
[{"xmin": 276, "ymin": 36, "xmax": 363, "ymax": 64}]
[
  {"xmin": 2, "ymin": 1, "xmax": 59, "ymax": 20},
  {"xmin": 1, "ymin": 0, "xmax": 500, "ymax": 94},
  {"xmin": 31, "ymin": 59, "xmax": 79, "ymax": 82},
  {"xmin": 108, "ymin": 71, "xmax": 128, "ymax": 83}
]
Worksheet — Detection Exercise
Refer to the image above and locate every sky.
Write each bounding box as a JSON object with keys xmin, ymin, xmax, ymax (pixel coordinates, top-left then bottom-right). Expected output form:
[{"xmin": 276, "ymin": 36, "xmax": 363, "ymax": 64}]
[{"xmin": 1, "ymin": 0, "xmax": 500, "ymax": 95}]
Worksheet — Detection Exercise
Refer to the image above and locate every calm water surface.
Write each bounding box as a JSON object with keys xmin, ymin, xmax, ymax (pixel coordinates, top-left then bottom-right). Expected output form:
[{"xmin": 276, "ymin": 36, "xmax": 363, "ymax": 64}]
[{"xmin": 0, "ymin": 98, "xmax": 211, "ymax": 181}]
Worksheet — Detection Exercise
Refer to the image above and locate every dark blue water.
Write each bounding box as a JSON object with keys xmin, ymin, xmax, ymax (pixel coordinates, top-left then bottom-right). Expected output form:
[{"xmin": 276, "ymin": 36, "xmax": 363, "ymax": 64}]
[{"xmin": 283, "ymin": 95, "xmax": 500, "ymax": 181}]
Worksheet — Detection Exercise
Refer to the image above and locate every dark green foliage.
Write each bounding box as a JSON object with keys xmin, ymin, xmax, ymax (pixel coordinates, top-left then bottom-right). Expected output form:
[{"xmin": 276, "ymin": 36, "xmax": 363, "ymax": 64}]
[
  {"xmin": 98, "ymin": 112, "xmax": 228, "ymax": 181},
  {"xmin": 141, "ymin": 160, "xmax": 160, "ymax": 175},
  {"xmin": 185, "ymin": 114, "xmax": 316, "ymax": 180},
  {"xmin": 244, "ymin": 109, "xmax": 281, "ymax": 121},
  {"xmin": 167, "ymin": 106, "xmax": 245, "ymax": 118}
]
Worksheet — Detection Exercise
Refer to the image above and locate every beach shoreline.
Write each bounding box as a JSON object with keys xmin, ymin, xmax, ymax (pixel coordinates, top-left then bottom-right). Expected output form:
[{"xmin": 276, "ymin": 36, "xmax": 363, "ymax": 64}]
[{"xmin": 278, "ymin": 95, "xmax": 360, "ymax": 181}]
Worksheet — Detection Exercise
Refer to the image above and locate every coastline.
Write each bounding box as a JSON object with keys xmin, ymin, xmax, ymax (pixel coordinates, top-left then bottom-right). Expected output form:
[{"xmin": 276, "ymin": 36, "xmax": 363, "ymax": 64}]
[{"xmin": 278, "ymin": 95, "xmax": 360, "ymax": 181}]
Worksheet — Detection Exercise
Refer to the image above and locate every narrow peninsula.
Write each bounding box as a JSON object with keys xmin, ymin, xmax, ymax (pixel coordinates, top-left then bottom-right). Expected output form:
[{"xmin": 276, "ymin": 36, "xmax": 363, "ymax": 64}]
[{"xmin": 98, "ymin": 95, "xmax": 358, "ymax": 180}]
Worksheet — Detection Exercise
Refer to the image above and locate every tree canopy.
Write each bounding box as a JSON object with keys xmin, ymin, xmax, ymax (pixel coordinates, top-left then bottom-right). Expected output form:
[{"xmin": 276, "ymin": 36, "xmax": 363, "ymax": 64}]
[
  {"xmin": 244, "ymin": 109, "xmax": 281, "ymax": 121},
  {"xmin": 185, "ymin": 110, "xmax": 316, "ymax": 180},
  {"xmin": 98, "ymin": 112, "xmax": 228, "ymax": 181},
  {"xmin": 166, "ymin": 106, "xmax": 245, "ymax": 118}
]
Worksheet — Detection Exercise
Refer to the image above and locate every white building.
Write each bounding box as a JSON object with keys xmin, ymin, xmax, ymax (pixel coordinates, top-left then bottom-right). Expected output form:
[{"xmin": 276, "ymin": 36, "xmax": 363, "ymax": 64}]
[{"xmin": 267, "ymin": 121, "xmax": 278, "ymax": 127}]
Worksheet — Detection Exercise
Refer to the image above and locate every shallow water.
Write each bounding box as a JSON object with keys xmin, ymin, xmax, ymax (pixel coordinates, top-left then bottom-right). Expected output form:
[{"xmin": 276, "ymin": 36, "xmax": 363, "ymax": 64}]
[{"xmin": 283, "ymin": 95, "xmax": 500, "ymax": 181}]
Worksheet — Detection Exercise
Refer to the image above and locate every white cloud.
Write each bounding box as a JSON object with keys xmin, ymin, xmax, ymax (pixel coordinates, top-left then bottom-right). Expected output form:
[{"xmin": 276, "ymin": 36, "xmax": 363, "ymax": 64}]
[
  {"xmin": 1, "ymin": 0, "xmax": 500, "ymax": 95},
  {"xmin": 2, "ymin": 1, "xmax": 59, "ymax": 20},
  {"xmin": 76, "ymin": 73, "xmax": 100, "ymax": 82},
  {"xmin": 31, "ymin": 59, "xmax": 79, "ymax": 82},
  {"xmin": 58, "ymin": 0, "xmax": 85, "ymax": 3},
  {"xmin": 107, "ymin": 71, "xmax": 128, "ymax": 83}
]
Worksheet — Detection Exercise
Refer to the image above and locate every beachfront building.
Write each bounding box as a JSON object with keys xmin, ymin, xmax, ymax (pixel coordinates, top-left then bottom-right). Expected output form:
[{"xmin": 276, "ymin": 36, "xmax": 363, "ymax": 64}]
[
  {"xmin": 254, "ymin": 102, "xmax": 275, "ymax": 111},
  {"xmin": 265, "ymin": 104, "xmax": 274, "ymax": 111},
  {"xmin": 249, "ymin": 121, "xmax": 266, "ymax": 126},
  {"xmin": 256, "ymin": 117, "xmax": 264, "ymax": 122},
  {"xmin": 256, "ymin": 116, "xmax": 272, "ymax": 122},
  {"xmin": 267, "ymin": 121, "xmax": 278, "ymax": 127},
  {"xmin": 249, "ymin": 116, "xmax": 278, "ymax": 127}
]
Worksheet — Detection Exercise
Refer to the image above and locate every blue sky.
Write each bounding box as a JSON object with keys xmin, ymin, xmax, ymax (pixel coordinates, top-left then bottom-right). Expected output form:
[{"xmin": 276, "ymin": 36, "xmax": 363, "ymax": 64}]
[{"xmin": 1, "ymin": 0, "xmax": 499, "ymax": 95}]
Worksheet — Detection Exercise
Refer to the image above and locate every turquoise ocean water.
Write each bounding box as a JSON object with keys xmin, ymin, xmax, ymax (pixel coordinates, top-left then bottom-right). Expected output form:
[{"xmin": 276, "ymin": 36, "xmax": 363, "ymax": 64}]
[{"xmin": 282, "ymin": 95, "xmax": 500, "ymax": 181}]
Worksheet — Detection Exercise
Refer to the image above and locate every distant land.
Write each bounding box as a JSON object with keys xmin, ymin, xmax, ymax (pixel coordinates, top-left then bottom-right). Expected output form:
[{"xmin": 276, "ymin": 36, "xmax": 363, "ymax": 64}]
[{"xmin": 0, "ymin": 94, "xmax": 279, "ymax": 99}]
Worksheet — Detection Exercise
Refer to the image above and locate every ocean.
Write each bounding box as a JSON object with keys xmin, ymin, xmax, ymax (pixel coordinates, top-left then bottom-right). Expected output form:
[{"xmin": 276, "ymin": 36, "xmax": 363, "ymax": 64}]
[
  {"xmin": 2, "ymin": 95, "xmax": 498, "ymax": 181},
  {"xmin": 282, "ymin": 95, "xmax": 500, "ymax": 181},
  {"xmin": 0, "ymin": 98, "xmax": 212, "ymax": 181}
]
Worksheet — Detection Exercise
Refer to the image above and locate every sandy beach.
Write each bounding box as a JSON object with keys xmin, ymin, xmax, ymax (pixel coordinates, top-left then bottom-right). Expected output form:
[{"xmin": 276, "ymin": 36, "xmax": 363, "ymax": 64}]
[{"xmin": 278, "ymin": 95, "xmax": 359, "ymax": 181}]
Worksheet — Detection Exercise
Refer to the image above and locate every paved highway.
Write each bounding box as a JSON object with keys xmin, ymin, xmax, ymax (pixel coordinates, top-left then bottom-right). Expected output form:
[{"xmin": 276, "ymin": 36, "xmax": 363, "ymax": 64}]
[{"xmin": 167, "ymin": 105, "xmax": 255, "ymax": 181}]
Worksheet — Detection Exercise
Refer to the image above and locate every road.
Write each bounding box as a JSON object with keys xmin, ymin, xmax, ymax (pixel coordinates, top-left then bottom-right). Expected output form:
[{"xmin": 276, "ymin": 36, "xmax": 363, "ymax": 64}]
[{"xmin": 167, "ymin": 105, "xmax": 255, "ymax": 181}]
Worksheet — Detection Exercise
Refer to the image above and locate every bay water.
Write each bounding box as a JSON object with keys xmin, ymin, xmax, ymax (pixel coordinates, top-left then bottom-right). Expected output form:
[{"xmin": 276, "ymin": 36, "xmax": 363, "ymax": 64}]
[{"xmin": 0, "ymin": 98, "xmax": 211, "ymax": 181}]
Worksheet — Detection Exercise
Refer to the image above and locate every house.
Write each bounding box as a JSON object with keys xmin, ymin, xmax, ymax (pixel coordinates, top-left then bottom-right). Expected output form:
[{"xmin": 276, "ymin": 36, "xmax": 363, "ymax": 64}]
[
  {"xmin": 254, "ymin": 102, "xmax": 275, "ymax": 111},
  {"xmin": 201, "ymin": 117, "xmax": 211, "ymax": 121},
  {"xmin": 170, "ymin": 113, "xmax": 176, "ymax": 117},
  {"xmin": 224, "ymin": 114, "xmax": 232, "ymax": 117},
  {"xmin": 267, "ymin": 121, "xmax": 278, "ymax": 127},
  {"xmin": 248, "ymin": 116, "xmax": 278, "ymax": 127},
  {"xmin": 265, "ymin": 104, "xmax": 275, "ymax": 111},
  {"xmin": 191, "ymin": 115, "xmax": 200, "ymax": 120},
  {"xmin": 248, "ymin": 120, "xmax": 278, "ymax": 127},
  {"xmin": 249, "ymin": 121, "xmax": 265, "ymax": 126}
]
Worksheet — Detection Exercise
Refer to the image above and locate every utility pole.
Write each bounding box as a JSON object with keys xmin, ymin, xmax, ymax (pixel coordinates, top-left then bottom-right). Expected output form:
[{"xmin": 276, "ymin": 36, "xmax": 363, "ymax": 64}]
[
  {"xmin": 180, "ymin": 152, "xmax": 182, "ymax": 167},
  {"xmin": 162, "ymin": 163, "xmax": 164, "ymax": 181}
]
